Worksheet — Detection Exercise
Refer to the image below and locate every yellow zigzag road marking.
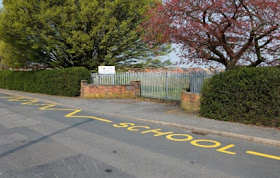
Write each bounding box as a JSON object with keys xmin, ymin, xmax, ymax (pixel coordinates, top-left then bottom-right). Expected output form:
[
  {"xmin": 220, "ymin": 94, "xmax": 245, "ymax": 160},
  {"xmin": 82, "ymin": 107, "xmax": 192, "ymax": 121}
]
[
  {"xmin": 40, "ymin": 104, "xmax": 112, "ymax": 123},
  {"xmin": 39, "ymin": 104, "xmax": 71, "ymax": 110},
  {"xmin": 0, "ymin": 96, "xmax": 31, "ymax": 101},
  {"xmin": 38, "ymin": 105, "xmax": 112, "ymax": 123},
  {"xmin": 0, "ymin": 96, "xmax": 16, "ymax": 99},
  {"xmin": 0, "ymin": 97, "xmax": 36, "ymax": 102},
  {"xmin": 0, "ymin": 96, "xmax": 112, "ymax": 123},
  {"xmin": 8, "ymin": 97, "xmax": 30, "ymax": 101},
  {"xmin": 21, "ymin": 99, "xmax": 46, "ymax": 106},
  {"xmin": 64, "ymin": 110, "xmax": 112, "ymax": 123}
]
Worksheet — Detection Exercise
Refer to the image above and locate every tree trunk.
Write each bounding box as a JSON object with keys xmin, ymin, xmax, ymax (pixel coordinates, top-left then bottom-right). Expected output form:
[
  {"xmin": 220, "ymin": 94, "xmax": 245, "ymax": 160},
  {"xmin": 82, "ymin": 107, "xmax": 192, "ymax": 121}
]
[{"xmin": 225, "ymin": 61, "xmax": 237, "ymax": 71}]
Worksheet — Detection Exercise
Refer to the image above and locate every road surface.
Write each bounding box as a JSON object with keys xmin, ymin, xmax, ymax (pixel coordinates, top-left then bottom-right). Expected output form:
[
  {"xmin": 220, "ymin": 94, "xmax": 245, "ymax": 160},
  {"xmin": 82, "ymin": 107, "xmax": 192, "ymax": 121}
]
[{"xmin": 0, "ymin": 93, "xmax": 279, "ymax": 178}]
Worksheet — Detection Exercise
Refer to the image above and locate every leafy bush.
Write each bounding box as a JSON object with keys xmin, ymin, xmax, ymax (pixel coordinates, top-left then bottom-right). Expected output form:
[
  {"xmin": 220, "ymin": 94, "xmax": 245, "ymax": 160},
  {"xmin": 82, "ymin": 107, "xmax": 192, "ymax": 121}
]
[
  {"xmin": 0, "ymin": 67, "xmax": 91, "ymax": 96},
  {"xmin": 200, "ymin": 67, "xmax": 280, "ymax": 127}
]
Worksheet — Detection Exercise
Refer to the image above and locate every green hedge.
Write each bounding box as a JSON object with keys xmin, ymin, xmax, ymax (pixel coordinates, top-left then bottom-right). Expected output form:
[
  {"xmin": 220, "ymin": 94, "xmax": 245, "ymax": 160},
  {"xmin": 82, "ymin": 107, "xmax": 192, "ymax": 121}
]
[
  {"xmin": 200, "ymin": 67, "xmax": 280, "ymax": 127},
  {"xmin": 0, "ymin": 67, "xmax": 91, "ymax": 96}
]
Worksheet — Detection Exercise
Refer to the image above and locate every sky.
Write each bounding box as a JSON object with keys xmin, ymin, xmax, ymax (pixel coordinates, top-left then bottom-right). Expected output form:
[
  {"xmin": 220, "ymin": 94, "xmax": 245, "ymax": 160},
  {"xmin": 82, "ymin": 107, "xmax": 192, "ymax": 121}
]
[
  {"xmin": 0, "ymin": 0, "xmax": 2, "ymax": 7},
  {"xmin": 160, "ymin": 44, "xmax": 223, "ymax": 69}
]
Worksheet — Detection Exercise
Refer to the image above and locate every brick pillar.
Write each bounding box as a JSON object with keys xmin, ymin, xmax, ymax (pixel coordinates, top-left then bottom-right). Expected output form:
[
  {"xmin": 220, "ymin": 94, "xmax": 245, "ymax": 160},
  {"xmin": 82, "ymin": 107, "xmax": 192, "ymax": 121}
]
[
  {"xmin": 80, "ymin": 80, "xmax": 88, "ymax": 97},
  {"xmin": 130, "ymin": 81, "xmax": 141, "ymax": 97},
  {"xmin": 180, "ymin": 91, "xmax": 201, "ymax": 112}
]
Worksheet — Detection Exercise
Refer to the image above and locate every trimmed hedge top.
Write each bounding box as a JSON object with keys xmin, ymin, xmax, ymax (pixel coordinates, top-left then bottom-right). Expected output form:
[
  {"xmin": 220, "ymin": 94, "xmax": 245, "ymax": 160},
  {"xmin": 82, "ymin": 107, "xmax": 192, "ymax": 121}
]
[
  {"xmin": 0, "ymin": 67, "xmax": 91, "ymax": 96},
  {"xmin": 200, "ymin": 67, "xmax": 280, "ymax": 127}
]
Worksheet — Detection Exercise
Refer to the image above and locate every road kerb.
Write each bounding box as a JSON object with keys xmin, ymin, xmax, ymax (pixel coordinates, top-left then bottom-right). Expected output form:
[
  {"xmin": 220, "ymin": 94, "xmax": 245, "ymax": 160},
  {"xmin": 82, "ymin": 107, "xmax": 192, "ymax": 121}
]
[
  {"xmin": 111, "ymin": 116, "xmax": 280, "ymax": 147},
  {"xmin": 116, "ymin": 117, "xmax": 280, "ymax": 147}
]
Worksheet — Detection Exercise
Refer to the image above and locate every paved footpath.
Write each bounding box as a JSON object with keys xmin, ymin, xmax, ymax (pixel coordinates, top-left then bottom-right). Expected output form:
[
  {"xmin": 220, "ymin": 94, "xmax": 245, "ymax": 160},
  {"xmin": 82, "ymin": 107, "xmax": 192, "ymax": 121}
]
[{"xmin": 0, "ymin": 89, "xmax": 279, "ymax": 177}]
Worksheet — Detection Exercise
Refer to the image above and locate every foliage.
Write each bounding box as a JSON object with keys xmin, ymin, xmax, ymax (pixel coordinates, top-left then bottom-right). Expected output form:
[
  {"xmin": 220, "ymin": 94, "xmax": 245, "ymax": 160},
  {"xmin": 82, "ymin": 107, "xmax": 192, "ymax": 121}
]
[
  {"xmin": 0, "ymin": 40, "xmax": 27, "ymax": 68},
  {"xmin": 145, "ymin": 58, "xmax": 172, "ymax": 68},
  {"xmin": 200, "ymin": 67, "xmax": 280, "ymax": 127},
  {"xmin": 116, "ymin": 58, "xmax": 172, "ymax": 72},
  {"xmin": 0, "ymin": 67, "xmax": 91, "ymax": 96},
  {"xmin": 142, "ymin": 0, "xmax": 280, "ymax": 70},
  {"xmin": 0, "ymin": 0, "xmax": 169, "ymax": 70}
]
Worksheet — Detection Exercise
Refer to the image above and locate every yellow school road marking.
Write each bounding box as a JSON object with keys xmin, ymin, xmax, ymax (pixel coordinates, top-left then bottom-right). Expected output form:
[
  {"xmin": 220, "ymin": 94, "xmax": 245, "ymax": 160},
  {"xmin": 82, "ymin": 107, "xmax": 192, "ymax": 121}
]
[
  {"xmin": 191, "ymin": 139, "xmax": 221, "ymax": 148},
  {"xmin": 0, "ymin": 94, "xmax": 279, "ymax": 161},
  {"xmin": 166, "ymin": 134, "xmax": 193, "ymax": 142},
  {"xmin": 246, "ymin": 151, "xmax": 280, "ymax": 160},
  {"xmin": 113, "ymin": 122, "xmax": 233, "ymax": 152},
  {"xmin": 112, "ymin": 122, "xmax": 279, "ymax": 161},
  {"xmin": 65, "ymin": 109, "xmax": 112, "ymax": 123},
  {"xmin": 217, "ymin": 144, "xmax": 236, "ymax": 155},
  {"xmin": 1, "ymin": 96, "xmax": 112, "ymax": 123}
]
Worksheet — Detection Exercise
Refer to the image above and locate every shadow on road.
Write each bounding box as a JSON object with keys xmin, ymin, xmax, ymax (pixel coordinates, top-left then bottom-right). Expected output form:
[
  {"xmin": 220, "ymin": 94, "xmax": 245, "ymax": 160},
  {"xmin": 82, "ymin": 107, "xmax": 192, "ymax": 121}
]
[{"xmin": 0, "ymin": 118, "xmax": 94, "ymax": 159}]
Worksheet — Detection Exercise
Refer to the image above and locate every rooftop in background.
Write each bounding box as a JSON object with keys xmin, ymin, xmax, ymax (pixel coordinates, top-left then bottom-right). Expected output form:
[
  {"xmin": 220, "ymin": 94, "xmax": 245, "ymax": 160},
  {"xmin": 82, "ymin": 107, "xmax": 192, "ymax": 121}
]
[{"xmin": 128, "ymin": 67, "xmax": 224, "ymax": 74}]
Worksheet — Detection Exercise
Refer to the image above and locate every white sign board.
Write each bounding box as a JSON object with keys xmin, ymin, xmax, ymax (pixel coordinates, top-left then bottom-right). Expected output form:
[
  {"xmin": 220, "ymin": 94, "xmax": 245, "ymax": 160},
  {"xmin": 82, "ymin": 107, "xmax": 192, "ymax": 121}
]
[{"xmin": 98, "ymin": 66, "xmax": 116, "ymax": 74}]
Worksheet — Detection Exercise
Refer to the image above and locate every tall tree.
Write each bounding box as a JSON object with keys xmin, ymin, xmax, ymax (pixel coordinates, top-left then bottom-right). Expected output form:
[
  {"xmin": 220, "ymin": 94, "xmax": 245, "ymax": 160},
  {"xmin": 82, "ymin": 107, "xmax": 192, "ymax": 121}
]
[
  {"xmin": 142, "ymin": 0, "xmax": 280, "ymax": 70},
  {"xmin": 0, "ymin": 0, "xmax": 169, "ymax": 69},
  {"xmin": 0, "ymin": 40, "xmax": 28, "ymax": 68}
]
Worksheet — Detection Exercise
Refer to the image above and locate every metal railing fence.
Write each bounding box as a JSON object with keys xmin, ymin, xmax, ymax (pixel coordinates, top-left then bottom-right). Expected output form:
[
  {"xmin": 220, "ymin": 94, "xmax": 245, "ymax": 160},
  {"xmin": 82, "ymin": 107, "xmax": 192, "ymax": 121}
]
[
  {"xmin": 91, "ymin": 72, "xmax": 214, "ymax": 101},
  {"xmin": 190, "ymin": 72, "xmax": 213, "ymax": 94}
]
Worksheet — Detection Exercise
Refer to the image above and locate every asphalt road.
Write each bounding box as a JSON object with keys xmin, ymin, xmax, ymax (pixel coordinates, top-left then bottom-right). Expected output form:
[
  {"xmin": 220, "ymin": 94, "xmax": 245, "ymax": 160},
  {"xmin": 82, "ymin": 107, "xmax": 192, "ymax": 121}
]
[{"xmin": 0, "ymin": 93, "xmax": 279, "ymax": 178}]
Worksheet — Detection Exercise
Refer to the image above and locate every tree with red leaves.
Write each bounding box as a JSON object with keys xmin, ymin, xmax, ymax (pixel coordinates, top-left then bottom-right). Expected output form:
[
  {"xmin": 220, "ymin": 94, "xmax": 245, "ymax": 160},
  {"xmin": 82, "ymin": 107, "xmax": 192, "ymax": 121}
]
[{"xmin": 142, "ymin": 0, "xmax": 280, "ymax": 70}]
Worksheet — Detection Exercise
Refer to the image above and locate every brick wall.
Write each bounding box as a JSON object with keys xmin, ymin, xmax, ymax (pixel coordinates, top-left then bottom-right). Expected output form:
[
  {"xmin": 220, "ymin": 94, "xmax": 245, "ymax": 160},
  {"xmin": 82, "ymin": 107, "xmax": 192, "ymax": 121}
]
[
  {"xmin": 180, "ymin": 90, "xmax": 200, "ymax": 112},
  {"xmin": 80, "ymin": 80, "xmax": 141, "ymax": 99}
]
